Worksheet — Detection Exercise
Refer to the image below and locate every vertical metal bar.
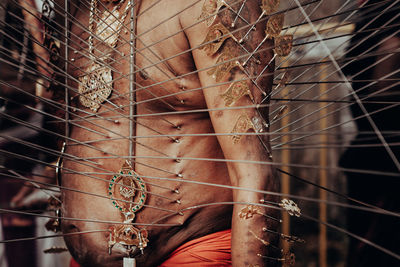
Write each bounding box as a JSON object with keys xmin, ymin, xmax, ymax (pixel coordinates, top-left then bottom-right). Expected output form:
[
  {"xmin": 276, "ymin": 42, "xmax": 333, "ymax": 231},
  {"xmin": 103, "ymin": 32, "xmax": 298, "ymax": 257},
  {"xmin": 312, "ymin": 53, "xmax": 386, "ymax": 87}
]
[
  {"xmin": 319, "ymin": 65, "xmax": 328, "ymax": 267},
  {"xmin": 64, "ymin": 0, "xmax": 69, "ymax": 141},
  {"xmin": 280, "ymin": 68, "xmax": 291, "ymax": 254},
  {"xmin": 129, "ymin": 0, "xmax": 136, "ymax": 166}
]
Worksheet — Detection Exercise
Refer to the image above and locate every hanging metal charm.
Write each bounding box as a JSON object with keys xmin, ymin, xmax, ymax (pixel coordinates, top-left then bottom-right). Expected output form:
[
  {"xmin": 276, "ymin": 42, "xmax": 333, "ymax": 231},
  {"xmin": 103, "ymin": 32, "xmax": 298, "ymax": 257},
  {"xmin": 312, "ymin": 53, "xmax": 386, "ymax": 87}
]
[
  {"xmin": 231, "ymin": 113, "xmax": 256, "ymax": 143},
  {"xmin": 79, "ymin": 0, "xmax": 131, "ymax": 112},
  {"xmin": 108, "ymin": 161, "xmax": 147, "ymax": 215},
  {"xmin": 108, "ymin": 161, "xmax": 148, "ymax": 255},
  {"xmin": 238, "ymin": 205, "xmax": 262, "ymax": 219},
  {"xmin": 279, "ymin": 198, "xmax": 301, "ymax": 217},
  {"xmin": 207, "ymin": 42, "xmax": 241, "ymax": 82},
  {"xmin": 200, "ymin": 23, "xmax": 238, "ymax": 56},
  {"xmin": 220, "ymin": 81, "xmax": 254, "ymax": 106},
  {"xmin": 265, "ymin": 13, "xmax": 284, "ymax": 38},
  {"xmin": 274, "ymin": 35, "xmax": 293, "ymax": 57},
  {"xmin": 78, "ymin": 62, "xmax": 113, "ymax": 112},
  {"xmin": 96, "ymin": 9, "xmax": 123, "ymax": 47},
  {"xmin": 198, "ymin": 0, "xmax": 226, "ymax": 27},
  {"xmin": 261, "ymin": 0, "xmax": 281, "ymax": 15}
]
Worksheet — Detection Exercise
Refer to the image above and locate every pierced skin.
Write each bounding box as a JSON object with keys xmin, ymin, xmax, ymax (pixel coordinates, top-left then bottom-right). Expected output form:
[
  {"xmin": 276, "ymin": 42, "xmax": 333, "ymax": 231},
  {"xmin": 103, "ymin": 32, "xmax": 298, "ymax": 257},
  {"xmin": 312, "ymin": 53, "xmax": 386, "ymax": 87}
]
[{"xmin": 56, "ymin": 0, "xmax": 278, "ymax": 267}]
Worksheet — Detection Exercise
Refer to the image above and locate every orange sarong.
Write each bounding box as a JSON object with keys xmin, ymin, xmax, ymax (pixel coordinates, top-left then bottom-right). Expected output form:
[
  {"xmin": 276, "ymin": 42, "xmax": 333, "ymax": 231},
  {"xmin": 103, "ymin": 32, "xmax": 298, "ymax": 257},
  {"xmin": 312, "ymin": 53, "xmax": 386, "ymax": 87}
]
[
  {"xmin": 159, "ymin": 229, "xmax": 232, "ymax": 267},
  {"xmin": 70, "ymin": 230, "xmax": 231, "ymax": 267}
]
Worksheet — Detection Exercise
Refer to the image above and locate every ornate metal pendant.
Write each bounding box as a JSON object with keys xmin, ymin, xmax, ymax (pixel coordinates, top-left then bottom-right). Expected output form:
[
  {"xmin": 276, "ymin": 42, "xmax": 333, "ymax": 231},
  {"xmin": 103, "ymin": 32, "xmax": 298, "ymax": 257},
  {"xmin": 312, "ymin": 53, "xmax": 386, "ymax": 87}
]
[
  {"xmin": 96, "ymin": 8, "xmax": 122, "ymax": 48},
  {"xmin": 207, "ymin": 42, "xmax": 240, "ymax": 82},
  {"xmin": 266, "ymin": 13, "xmax": 285, "ymax": 38},
  {"xmin": 108, "ymin": 161, "xmax": 149, "ymax": 255},
  {"xmin": 198, "ymin": 0, "xmax": 224, "ymax": 27},
  {"xmin": 261, "ymin": 0, "xmax": 281, "ymax": 15},
  {"xmin": 108, "ymin": 161, "xmax": 147, "ymax": 215},
  {"xmin": 231, "ymin": 113, "xmax": 267, "ymax": 143},
  {"xmin": 231, "ymin": 113, "xmax": 255, "ymax": 143},
  {"xmin": 78, "ymin": 62, "xmax": 113, "ymax": 112},
  {"xmin": 274, "ymin": 35, "xmax": 293, "ymax": 57},
  {"xmin": 220, "ymin": 80, "xmax": 254, "ymax": 106},
  {"xmin": 200, "ymin": 23, "xmax": 236, "ymax": 56}
]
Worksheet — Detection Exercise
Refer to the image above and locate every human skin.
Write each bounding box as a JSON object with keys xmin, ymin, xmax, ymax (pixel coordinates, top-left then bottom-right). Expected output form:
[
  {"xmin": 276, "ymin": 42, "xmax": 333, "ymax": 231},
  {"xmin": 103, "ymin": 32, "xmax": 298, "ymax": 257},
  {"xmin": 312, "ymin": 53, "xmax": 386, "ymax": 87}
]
[{"xmin": 59, "ymin": 0, "xmax": 278, "ymax": 266}]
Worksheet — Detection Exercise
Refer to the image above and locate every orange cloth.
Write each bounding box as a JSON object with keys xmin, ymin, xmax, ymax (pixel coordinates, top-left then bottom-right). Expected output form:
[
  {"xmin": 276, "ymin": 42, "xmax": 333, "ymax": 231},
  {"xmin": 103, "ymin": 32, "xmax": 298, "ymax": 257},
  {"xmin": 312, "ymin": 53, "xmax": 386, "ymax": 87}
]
[
  {"xmin": 69, "ymin": 230, "xmax": 232, "ymax": 267},
  {"xmin": 159, "ymin": 229, "xmax": 232, "ymax": 267},
  {"xmin": 70, "ymin": 258, "xmax": 80, "ymax": 267}
]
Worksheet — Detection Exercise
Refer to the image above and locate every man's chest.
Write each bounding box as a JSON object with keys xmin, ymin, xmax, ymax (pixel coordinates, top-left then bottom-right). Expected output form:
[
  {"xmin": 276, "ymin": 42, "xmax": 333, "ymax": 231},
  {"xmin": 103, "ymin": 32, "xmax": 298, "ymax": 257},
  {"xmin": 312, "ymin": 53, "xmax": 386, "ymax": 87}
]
[{"xmin": 66, "ymin": 0, "xmax": 206, "ymax": 112}]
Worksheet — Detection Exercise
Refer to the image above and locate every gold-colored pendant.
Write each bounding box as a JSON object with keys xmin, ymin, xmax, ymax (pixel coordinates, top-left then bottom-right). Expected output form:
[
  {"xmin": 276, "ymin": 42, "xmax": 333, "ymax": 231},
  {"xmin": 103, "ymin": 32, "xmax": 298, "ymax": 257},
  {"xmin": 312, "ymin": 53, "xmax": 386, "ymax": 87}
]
[
  {"xmin": 198, "ymin": 0, "xmax": 227, "ymax": 27},
  {"xmin": 220, "ymin": 81, "xmax": 253, "ymax": 106},
  {"xmin": 198, "ymin": 0, "xmax": 219, "ymax": 27},
  {"xmin": 45, "ymin": 197, "xmax": 62, "ymax": 232},
  {"xmin": 109, "ymin": 161, "xmax": 147, "ymax": 215},
  {"xmin": 274, "ymin": 35, "xmax": 293, "ymax": 57},
  {"xmin": 108, "ymin": 224, "xmax": 149, "ymax": 251},
  {"xmin": 251, "ymin": 116, "xmax": 265, "ymax": 133},
  {"xmin": 231, "ymin": 113, "xmax": 267, "ymax": 143},
  {"xmin": 265, "ymin": 13, "xmax": 284, "ymax": 38},
  {"xmin": 108, "ymin": 161, "xmax": 149, "ymax": 255},
  {"xmin": 200, "ymin": 23, "xmax": 236, "ymax": 56},
  {"xmin": 231, "ymin": 113, "xmax": 255, "ymax": 143},
  {"xmin": 207, "ymin": 43, "xmax": 239, "ymax": 82},
  {"xmin": 279, "ymin": 198, "xmax": 301, "ymax": 217},
  {"xmin": 238, "ymin": 205, "xmax": 261, "ymax": 219},
  {"xmin": 261, "ymin": 0, "xmax": 281, "ymax": 15},
  {"xmin": 78, "ymin": 62, "xmax": 113, "ymax": 112},
  {"xmin": 96, "ymin": 8, "xmax": 122, "ymax": 48}
]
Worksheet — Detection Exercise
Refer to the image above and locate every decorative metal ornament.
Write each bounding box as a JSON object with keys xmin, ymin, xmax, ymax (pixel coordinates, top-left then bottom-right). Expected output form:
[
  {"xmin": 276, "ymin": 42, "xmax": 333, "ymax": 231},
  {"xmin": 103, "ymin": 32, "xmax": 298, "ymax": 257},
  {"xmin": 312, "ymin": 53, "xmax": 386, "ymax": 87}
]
[
  {"xmin": 108, "ymin": 223, "xmax": 149, "ymax": 253},
  {"xmin": 79, "ymin": 0, "xmax": 131, "ymax": 112},
  {"xmin": 96, "ymin": 1, "xmax": 132, "ymax": 48},
  {"xmin": 250, "ymin": 230, "xmax": 270, "ymax": 246},
  {"xmin": 45, "ymin": 196, "xmax": 62, "ymax": 233},
  {"xmin": 239, "ymin": 205, "xmax": 261, "ymax": 219},
  {"xmin": 220, "ymin": 81, "xmax": 254, "ymax": 106},
  {"xmin": 207, "ymin": 43, "xmax": 240, "ymax": 82},
  {"xmin": 198, "ymin": 0, "xmax": 219, "ymax": 27},
  {"xmin": 251, "ymin": 116, "xmax": 265, "ymax": 133},
  {"xmin": 200, "ymin": 23, "xmax": 237, "ymax": 56},
  {"xmin": 231, "ymin": 113, "xmax": 256, "ymax": 143},
  {"xmin": 279, "ymin": 198, "xmax": 301, "ymax": 217},
  {"xmin": 198, "ymin": 0, "xmax": 228, "ymax": 27},
  {"xmin": 45, "ymin": 209, "xmax": 62, "ymax": 233},
  {"xmin": 108, "ymin": 161, "xmax": 149, "ymax": 255},
  {"xmin": 78, "ymin": 62, "xmax": 113, "ymax": 112},
  {"xmin": 108, "ymin": 161, "xmax": 147, "ymax": 214},
  {"xmin": 274, "ymin": 35, "xmax": 293, "ymax": 57},
  {"xmin": 96, "ymin": 9, "xmax": 122, "ymax": 47},
  {"xmin": 265, "ymin": 13, "xmax": 284, "ymax": 38},
  {"xmin": 261, "ymin": 0, "xmax": 281, "ymax": 15}
]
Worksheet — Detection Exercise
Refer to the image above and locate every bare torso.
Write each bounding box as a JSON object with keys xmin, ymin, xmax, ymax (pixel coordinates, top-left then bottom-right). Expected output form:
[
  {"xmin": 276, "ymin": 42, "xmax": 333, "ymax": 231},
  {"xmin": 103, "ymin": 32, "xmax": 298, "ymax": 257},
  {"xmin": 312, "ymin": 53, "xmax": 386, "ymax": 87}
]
[{"xmin": 62, "ymin": 1, "xmax": 235, "ymax": 266}]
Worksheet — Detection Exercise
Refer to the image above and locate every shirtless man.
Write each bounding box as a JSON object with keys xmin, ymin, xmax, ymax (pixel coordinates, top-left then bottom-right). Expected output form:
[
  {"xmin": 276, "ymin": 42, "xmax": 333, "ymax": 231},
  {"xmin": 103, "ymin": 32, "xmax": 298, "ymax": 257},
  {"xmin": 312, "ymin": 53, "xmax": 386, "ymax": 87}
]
[{"xmin": 45, "ymin": 0, "xmax": 279, "ymax": 266}]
